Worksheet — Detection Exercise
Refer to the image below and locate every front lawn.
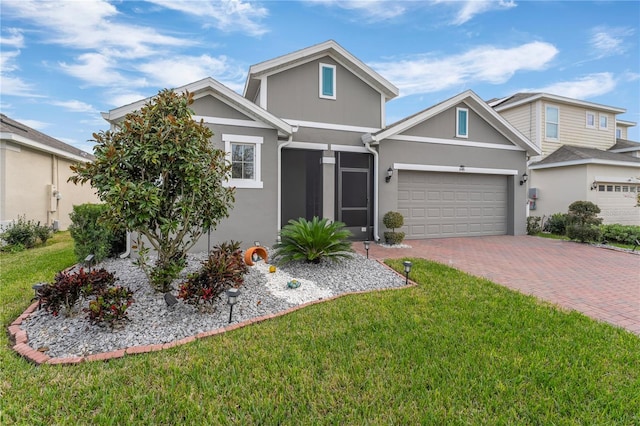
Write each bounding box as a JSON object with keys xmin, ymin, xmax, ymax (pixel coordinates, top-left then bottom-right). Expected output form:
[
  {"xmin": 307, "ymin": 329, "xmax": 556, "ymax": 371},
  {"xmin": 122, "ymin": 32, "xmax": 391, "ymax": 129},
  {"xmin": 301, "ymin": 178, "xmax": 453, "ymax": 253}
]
[{"xmin": 1, "ymin": 243, "xmax": 638, "ymax": 424}]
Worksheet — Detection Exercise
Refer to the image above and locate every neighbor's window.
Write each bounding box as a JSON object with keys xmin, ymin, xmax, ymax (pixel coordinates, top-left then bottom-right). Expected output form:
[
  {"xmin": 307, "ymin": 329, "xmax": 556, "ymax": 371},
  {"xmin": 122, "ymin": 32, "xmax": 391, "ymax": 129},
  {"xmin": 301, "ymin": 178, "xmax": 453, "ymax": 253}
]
[
  {"xmin": 545, "ymin": 105, "xmax": 559, "ymax": 139},
  {"xmin": 223, "ymin": 134, "xmax": 264, "ymax": 189},
  {"xmin": 319, "ymin": 63, "xmax": 336, "ymax": 100},
  {"xmin": 616, "ymin": 128, "xmax": 622, "ymax": 138},
  {"xmin": 456, "ymin": 107, "xmax": 469, "ymax": 138},
  {"xmin": 586, "ymin": 112, "xmax": 595, "ymax": 128},
  {"xmin": 599, "ymin": 114, "xmax": 608, "ymax": 130}
]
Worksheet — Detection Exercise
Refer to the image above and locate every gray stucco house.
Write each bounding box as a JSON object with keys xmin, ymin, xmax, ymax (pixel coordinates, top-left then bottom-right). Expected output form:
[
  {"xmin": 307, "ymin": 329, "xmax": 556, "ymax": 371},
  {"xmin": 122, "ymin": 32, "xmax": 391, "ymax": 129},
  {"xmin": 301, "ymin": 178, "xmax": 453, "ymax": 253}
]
[{"xmin": 102, "ymin": 40, "xmax": 539, "ymax": 250}]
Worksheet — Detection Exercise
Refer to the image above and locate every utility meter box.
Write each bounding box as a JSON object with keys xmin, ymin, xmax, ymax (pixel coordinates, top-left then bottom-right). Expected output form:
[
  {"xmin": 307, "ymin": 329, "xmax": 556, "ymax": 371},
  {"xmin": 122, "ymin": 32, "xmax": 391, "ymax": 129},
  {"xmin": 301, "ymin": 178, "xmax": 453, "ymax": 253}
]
[
  {"xmin": 48, "ymin": 184, "xmax": 57, "ymax": 212},
  {"xmin": 528, "ymin": 188, "xmax": 539, "ymax": 199}
]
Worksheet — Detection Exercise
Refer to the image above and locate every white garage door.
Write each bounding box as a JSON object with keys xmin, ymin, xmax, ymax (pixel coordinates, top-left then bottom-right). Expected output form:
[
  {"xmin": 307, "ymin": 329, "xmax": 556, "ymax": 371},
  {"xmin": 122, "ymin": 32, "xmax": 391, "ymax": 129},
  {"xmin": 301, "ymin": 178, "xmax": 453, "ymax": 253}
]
[{"xmin": 397, "ymin": 171, "xmax": 508, "ymax": 238}]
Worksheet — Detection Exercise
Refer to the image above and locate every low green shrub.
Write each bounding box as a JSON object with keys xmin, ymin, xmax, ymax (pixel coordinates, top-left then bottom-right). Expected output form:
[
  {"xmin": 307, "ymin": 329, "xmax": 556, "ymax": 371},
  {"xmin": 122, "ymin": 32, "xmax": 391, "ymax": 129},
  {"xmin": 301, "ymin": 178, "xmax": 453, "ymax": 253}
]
[
  {"xmin": 567, "ymin": 223, "xmax": 602, "ymax": 243},
  {"xmin": 69, "ymin": 204, "xmax": 126, "ymax": 263},
  {"xmin": 383, "ymin": 231, "xmax": 406, "ymax": 245},
  {"xmin": 383, "ymin": 211, "xmax": 405, "ymax": 245},
  {"xmin": 273, "ymin": 217, "xmax": 353, "ymax": 264},
  {"xmin": 0, "ymin": 215, "xmax": 51, "ymax": 251},
  {"xmin": 601, "ymin": 224, "xmax": 640, "ymax": 245},
  {"xmin": 85, "ymin": 286, "xmax": 134, "ymax": 327},
  {"xmin": 545, "ymin": 213, "xmax": 568, "ymax": 235},
  {"xmin": 566, "ymin": 201, "xmax": 602, "ymax": 243},
  {"xmin": 178, "ymin": 241, "xmax": 248, "ymax": 306},
  {"xmin": 527, "ymin": 216, "xmax": 542, "ymax": 235}
]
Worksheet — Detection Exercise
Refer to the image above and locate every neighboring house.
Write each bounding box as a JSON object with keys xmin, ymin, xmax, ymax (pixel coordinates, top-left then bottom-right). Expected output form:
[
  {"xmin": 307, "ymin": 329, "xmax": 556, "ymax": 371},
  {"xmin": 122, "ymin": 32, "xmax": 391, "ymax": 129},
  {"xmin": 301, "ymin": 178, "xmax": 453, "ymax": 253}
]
[
  {"xmin": 0, "ymin": 114, "xmax": 98, "ymax": 230},
  {"xmin": 102, "ymin": 40, "xmax": 539, "ymax": 250},
  {"xmin": 490, "ymin": 93, "xmax": 640, "ymax": 225}
]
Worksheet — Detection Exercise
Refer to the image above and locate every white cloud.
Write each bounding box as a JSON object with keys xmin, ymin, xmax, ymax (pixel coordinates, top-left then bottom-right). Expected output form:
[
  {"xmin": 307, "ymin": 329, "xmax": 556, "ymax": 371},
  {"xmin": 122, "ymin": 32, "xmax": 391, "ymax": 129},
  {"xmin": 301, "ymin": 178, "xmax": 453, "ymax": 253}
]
[
  {"xmin": 107, "ymin": 91, "xmax": 152, "ymax": 108},
  {"xmin": 372, "ymin": 41, "xmax": 558, "ymax": 97},
  {"xmin": 590, "ymin": 26, "xmax": 635, "ymax": 59},
  {"xmin": 309, "ymin": 0, "xmax": 408, "ymax": 22},
  {"xmin": 136, "ymin": 55, "xmax": 246, "ymax": 92},
  {"xmin": 531, "ymin": 73, "xmax": 617, "ymax": 99},
  {"xmin": 51, "ymin": 100, "xmax": 96, "ymax": 113},
  {"xmin": 1, "ymin": 0, "xmax": 191, "ymax": 58},
  {"xmin": 0, "ymin": 76, "xmax": 42, "ymax": 97},
  {"xmin": 433, "ymin": 0, "xmax": 516, "ymax": 25},
  {"xmin": 59, "ymin": 53, "xmax": 147, "ymax": 88},
  {"xmin": 14, "ymin": 118, "xmax": 51, "ymax": 131},
  {"xmin": 0, "ymin": 28, "xmax": 25, "ymax": 48},
  {"xmin": 146, "ymin": 0, "xmax": 269, "ymax": 36}
]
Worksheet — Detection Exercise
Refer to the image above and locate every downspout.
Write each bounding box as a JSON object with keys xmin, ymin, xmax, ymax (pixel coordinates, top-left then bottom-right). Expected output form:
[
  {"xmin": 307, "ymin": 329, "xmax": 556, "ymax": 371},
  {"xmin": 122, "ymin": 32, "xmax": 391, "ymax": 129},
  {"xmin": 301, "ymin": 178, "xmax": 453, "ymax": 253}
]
[
  {"xmin": 119, "ymin": 232, "xmax": 132, "ymax": 258},
  {"xmin": 362, "ymin": 133, "xmax": 380, "ymax": 242},
  {"xmin": 277, "ymin": 126, "xmax": 298, "ymax": 239}
]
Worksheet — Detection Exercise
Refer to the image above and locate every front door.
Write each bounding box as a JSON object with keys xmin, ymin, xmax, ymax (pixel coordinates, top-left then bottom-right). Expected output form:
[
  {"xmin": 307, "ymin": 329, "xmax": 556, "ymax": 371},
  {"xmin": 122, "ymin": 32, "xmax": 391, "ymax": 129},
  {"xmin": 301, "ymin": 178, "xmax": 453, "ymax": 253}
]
[{"xmin": 336, "ymin": 152, "xmax": 373, "ymax": 240}]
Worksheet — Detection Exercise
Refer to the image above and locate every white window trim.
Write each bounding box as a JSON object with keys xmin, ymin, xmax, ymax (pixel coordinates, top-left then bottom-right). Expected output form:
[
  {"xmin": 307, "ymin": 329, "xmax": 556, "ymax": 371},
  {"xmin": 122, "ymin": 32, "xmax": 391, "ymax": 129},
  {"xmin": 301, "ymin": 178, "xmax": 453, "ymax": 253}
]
[
  {"xmin": 456, "ymin": 107, "xmax": 469, "ymax": 138},
  {"xmin": 223, "ymin": 134, "xmax": 263, "ymax": 189},
  {"xmin": 545, "ymin": 104, "xmax": 559, "ymax": 141},
  {"xmin": 585, "ymin": 111, "xmax": 596, "ymax": 129},
  {"xmin": 599, "ymin": 113, "xmax": 608, "ymax": 131},
  {"xmin": 319, "ymin": 63, "xmax": 336, "ymax": 100}
]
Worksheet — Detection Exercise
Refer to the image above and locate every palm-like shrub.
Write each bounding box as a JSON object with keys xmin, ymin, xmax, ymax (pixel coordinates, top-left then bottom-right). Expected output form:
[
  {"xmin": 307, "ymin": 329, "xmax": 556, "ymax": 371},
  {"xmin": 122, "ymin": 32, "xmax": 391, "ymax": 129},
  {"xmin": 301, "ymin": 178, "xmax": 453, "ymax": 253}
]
[{"xmin": 273, "ymin": 217, "xmax": 353, "ymax": 264}]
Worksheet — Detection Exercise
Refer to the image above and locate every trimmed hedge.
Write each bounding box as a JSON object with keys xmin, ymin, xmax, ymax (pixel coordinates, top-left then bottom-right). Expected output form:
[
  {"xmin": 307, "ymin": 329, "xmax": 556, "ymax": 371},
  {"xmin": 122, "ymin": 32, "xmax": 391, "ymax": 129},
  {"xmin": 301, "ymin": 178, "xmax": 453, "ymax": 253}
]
[{"xmin": 68, "ymin": 204, "xmax": 126, "ymax": 263}]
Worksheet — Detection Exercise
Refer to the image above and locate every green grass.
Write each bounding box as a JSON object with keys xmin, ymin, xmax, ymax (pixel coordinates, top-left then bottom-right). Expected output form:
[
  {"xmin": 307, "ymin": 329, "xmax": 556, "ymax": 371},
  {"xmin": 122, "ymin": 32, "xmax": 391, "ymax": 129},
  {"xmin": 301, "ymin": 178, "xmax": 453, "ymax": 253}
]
[{"xmin": 1, "ymin": 244, "xmax": 639, "ymax": 424}]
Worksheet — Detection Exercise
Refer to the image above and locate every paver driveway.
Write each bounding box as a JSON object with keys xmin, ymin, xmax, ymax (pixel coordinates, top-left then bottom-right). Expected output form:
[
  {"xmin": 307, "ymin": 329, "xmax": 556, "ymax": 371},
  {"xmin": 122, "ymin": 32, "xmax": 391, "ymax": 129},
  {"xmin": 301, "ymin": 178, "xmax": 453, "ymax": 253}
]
[{"xmin": 355, "ymin": 236, "xmax": 640, "ymax": 335}]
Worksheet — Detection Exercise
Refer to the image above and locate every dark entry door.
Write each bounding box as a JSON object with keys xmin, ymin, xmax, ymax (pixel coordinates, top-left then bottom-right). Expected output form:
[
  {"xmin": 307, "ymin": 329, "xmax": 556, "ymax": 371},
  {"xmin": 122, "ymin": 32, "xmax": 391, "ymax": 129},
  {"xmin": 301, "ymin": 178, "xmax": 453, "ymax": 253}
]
[
  {"xmin": 281, "ymin": 149, "xmax": 323, "ymax": 227},
  {"xmin": 336, "ymin": 152, "xmax": 373, "ymax": 240}
]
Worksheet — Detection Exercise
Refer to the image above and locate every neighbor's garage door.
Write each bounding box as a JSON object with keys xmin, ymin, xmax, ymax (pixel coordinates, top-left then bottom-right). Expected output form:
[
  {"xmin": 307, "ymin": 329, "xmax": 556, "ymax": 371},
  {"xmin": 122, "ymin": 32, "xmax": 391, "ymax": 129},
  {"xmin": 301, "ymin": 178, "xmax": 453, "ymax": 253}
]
[{"xmin": 397, "ymin": 171, "xmax": 508, "ymax": 238}]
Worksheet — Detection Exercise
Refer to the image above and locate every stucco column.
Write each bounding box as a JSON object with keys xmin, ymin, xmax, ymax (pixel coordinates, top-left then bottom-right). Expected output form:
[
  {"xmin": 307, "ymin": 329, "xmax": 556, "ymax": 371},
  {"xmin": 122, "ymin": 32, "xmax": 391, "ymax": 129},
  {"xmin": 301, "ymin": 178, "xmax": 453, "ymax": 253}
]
[{"xmin": 322, "ymin": 151, "xmax": 335, "ymax": 221}]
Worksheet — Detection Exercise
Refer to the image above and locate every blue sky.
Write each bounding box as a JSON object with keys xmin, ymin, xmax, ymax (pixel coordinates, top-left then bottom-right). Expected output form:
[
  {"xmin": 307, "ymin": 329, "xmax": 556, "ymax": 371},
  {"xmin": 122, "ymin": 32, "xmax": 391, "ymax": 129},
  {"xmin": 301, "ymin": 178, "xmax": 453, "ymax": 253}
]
[{"xmin": 1, "ymin": 0, "xmax": 638, "ymax": 153}]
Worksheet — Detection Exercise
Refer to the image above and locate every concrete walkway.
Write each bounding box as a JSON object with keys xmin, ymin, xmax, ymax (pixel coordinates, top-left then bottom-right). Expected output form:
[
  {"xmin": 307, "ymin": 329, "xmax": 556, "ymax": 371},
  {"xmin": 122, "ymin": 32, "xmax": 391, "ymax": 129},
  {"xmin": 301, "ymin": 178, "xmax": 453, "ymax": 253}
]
[{"xmin": 354, "ymin": 236, "xmax": 640, "ymax": 335}]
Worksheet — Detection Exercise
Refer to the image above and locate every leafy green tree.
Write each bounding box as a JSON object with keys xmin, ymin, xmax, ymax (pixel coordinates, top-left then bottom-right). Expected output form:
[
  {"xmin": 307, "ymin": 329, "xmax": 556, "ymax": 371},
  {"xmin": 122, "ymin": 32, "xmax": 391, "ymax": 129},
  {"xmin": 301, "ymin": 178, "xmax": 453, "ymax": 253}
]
[{"xmin": 70, "ymin": 89, "xmax": 235, "ymax": 292}]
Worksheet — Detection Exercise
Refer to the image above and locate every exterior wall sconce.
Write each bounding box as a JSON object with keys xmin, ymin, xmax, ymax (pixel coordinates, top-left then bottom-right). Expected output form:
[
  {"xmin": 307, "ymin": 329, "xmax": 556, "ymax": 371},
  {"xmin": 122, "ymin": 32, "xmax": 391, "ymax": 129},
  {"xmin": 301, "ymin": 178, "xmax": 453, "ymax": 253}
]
[
  {"xmin": 363, "ymin": 240, "xmax": 370, "ymax": 259},
  {"xmin": 403, "ymin": 260, "xmax": 412, "ymax": 285},
  {"xmin": 227, "ymin": 288, "xmax": 240, "ymax": 323},
  {"xmin": 385, "ymin": 167, "xmax": 393, "ymax": 183},
  {"xmin": 590, "ymin": 181, "xmax": 597, "ymax": 191},
  {"xmin": 519, "ymin": 172, "xmax": 528, "ymax": 186}
]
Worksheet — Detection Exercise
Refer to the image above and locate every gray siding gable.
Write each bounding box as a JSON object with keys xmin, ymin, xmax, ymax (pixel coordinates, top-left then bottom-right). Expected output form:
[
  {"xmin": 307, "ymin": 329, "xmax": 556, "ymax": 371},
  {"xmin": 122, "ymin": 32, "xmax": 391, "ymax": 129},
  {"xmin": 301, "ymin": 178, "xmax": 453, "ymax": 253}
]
[
  {"xmin": 191, "ymin": 95, "xmax": 253, "ymax": 121},
  {"xmin": 399, "ymin": 102, "xmax": 515, "ymax": 146},
  {"xmin": 266, "ymin": 56, "xmax": 383, "ymax": 127}
]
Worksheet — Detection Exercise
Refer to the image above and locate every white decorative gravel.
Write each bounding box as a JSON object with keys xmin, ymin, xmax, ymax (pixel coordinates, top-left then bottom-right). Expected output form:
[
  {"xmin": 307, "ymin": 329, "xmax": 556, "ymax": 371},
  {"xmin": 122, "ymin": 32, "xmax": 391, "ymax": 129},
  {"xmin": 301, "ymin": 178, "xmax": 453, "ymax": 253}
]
[{"xmin": 21, "ymin": 251, "xmax": 406, "ymax": 359}]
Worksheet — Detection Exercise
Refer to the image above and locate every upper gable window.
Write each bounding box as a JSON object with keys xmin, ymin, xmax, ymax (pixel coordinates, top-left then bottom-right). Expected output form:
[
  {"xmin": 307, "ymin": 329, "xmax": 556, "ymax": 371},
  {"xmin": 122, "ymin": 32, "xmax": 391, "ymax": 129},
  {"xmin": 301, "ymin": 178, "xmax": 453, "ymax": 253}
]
[
  {"xmin": 545, "ymin": 105, "xmax": 559, "ymax": 140},
  {"xmin": 319, "ymin": 63, "xmax": 336, "ymax": 100},
  {"xmin": 586, "ymin": 112, "xmax": 595, "ymax": 129},
  {"xmin": 456, "ymin": 107, "xmax": 468, "ymax": 138},
  {"xmin": 223, "ymin": 134, "xmax": 263, "ymax": 189},
  {"xmin": 599, "ymin": 114, "xmax": 608, "ymax": 131}
]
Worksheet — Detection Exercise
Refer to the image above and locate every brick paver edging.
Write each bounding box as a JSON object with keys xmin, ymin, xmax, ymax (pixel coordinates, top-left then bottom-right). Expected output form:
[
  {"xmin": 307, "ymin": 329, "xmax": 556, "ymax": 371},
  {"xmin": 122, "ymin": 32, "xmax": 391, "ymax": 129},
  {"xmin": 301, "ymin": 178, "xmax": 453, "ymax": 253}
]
[{"xmin": 8, "ymin": 260, "xmax": 415, "ymax": 366}]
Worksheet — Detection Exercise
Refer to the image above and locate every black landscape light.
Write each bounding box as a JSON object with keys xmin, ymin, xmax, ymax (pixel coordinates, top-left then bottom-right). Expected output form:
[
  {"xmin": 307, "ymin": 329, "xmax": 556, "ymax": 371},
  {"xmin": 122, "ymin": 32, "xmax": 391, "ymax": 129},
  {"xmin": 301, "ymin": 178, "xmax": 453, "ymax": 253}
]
[
  {"xmin": 403, "ymin": 260, "xmax": 412, "ymax": 285},
  {"xmin": 227, "ymin": 288, "xmax": 240, "ymax": 323},
  {"xmin": 363, "ymin": 240, "xmax": 370, "ymax": 259},
  {"xmin": 84, "ymin": 254, "xmax": 95, "ymax": 270},
  {"xmin": 164, "ymin": 292, "xmax": 178, "ymax": 307}
]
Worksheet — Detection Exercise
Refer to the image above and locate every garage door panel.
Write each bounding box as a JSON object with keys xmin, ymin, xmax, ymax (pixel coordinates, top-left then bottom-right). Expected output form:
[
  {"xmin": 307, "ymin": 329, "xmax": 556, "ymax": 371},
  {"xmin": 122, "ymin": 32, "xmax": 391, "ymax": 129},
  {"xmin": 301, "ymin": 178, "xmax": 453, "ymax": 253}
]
[{"xmin": 398, "ymin": 171, "xmax": 507, "ymax": 239}]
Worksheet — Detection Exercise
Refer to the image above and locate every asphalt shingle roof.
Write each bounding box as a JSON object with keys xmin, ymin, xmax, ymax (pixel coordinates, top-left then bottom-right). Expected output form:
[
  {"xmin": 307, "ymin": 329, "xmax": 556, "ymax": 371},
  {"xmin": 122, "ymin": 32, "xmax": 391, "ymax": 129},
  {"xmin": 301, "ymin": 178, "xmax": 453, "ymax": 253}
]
[
  {"xmin": 531, "ymin": 145, "xmax": 640, "ymax": 167},
  {"xmin": 609, "ymin": 138, "xmax": 640, "ymax": 151},
  {"xmin": 0, "ymin": 113, "xmax": 93, "ymax": 160}
]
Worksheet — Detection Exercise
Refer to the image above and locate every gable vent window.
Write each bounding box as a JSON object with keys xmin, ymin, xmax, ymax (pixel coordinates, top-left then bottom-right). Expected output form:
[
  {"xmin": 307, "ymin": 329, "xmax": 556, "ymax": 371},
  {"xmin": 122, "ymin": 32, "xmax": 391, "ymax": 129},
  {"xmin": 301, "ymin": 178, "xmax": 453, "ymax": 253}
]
[
  {"xmin": 319, "ymin": 63, "xmax": 336, "ymax": 100},
  {"xmin": 223, "ymin": 134, "xmax": 264, "ymax": 189},
  {"xmin": 456, "ymin": 107, "xmax": 468, "ymax": 138}
]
